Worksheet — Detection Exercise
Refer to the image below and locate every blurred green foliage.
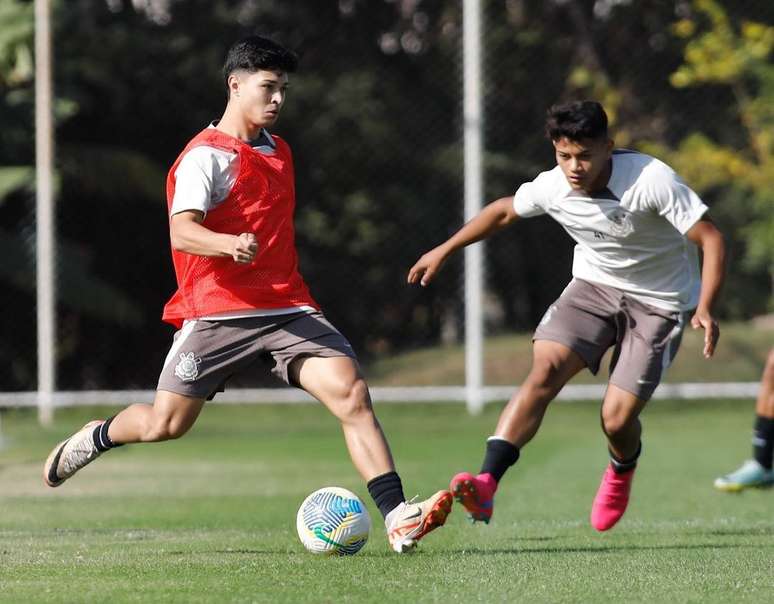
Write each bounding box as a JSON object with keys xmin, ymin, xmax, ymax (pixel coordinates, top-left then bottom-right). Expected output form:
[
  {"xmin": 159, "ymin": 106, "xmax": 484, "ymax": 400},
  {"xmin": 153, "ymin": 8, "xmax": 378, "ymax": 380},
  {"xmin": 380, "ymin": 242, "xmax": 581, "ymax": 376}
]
[
  {"xmin": 666, "ymin": 0, "xmax": 773, "ymax": 282},
  {"xmin": 0, "ymin": 0, "xmax": 771, "ymax": 390},
  {"xmin": 640, "ymin": 0, "xmax": 773, "ymax": 318}
]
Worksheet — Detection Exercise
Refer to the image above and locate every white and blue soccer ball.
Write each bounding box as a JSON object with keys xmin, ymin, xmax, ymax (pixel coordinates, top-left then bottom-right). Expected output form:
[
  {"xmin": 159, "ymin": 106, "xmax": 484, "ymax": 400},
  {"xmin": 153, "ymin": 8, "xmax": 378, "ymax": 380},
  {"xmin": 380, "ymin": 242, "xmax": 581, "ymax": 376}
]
[{"xmin": 296, "ymin": 486, "xmax": 371, "ymax": 555}]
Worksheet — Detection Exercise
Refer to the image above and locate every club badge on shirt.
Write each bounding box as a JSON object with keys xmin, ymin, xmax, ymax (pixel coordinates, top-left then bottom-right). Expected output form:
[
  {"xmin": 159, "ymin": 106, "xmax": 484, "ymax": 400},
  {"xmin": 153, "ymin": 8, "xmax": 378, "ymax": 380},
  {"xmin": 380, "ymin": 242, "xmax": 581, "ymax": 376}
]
[{"xmin": 605, "ymin": 208, "xmax": 634, "ymax": 237}]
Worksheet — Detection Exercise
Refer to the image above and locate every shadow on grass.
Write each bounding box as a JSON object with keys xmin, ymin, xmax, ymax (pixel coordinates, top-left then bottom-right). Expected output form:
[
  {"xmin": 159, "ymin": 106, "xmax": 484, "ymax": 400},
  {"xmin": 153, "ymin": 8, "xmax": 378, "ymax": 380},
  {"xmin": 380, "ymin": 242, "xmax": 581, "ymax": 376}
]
[
  {"xmin": 700, "ymin": 527, "xmax": 774, "ymax": 537},
  {"xmin": 513, "ymin": 536, "xmax": 558, "ymax": 542},
  {"xmin": 445, "ymin": 542, "xmax": 761, "ymax": 556},
  {"xmin": 173, "ymin": 539, "xmax": 765, "ymax": 558},
  {"xmin": 169, "ymin": 549, "xmax": 295, "ymax": 555},
  {"xmin": 179, "ymin": 549, "xmax": 404, "ymax": 558}
]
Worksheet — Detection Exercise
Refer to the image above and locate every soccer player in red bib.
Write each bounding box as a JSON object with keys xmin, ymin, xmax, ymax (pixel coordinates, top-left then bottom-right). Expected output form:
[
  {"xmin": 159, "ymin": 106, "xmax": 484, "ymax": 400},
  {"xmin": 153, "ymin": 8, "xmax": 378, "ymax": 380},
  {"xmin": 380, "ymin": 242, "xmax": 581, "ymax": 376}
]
[
  {"xmin": 409, "ymin": 100, "xmax": 726, "ymax": 531},
  {"xmin": 44, "ymin": 36, "xmax": 451, "ymax": 552}
]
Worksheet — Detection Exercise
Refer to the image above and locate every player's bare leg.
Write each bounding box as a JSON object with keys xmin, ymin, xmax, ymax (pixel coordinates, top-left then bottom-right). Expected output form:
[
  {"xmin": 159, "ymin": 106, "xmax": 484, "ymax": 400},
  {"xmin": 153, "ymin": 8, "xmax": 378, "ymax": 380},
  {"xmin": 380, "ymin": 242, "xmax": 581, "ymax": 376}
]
[
  {"xmin": 107, "ymin": 391, "xmax": 206, "ymax": 443},
  {"xmin": 492, "ymin": 341, "xmax": 587, "ymax": 446},
  {"xmin": 755, "ymin": 349, "xmax": 774, "ymax": 419},
  {"xmin": 291, "ymin": 355, "xmax": 394, "ymax": 480},
  {"xmin": 715, "ymin": 348, "xmax": 774, "ymax": 491},
  {"xmin": 292, "ymin": 355, "xmax": 451, "ymax": 552},
  {"xmin": 452, "ymin": 340, "xmax": 586, "ymax": 522},
  {"xmin": 44, "ymin": 391, "xmax": 205, "ymax": 487},
  {"xmin": 590, "ymin": 384, "xmax": 647, "ymax": 531},
  {"xmin": 600, "ymin": 385, "xmax": 647, "ymax": 462}
]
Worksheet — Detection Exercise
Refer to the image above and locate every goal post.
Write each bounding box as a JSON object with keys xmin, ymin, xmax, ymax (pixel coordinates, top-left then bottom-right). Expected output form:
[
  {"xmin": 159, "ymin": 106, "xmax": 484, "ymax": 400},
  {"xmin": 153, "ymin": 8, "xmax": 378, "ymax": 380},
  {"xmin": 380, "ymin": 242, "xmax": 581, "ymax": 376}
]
[{"xmin": 35, "ymin": 0, "xmax": 56, "ymax": 426}]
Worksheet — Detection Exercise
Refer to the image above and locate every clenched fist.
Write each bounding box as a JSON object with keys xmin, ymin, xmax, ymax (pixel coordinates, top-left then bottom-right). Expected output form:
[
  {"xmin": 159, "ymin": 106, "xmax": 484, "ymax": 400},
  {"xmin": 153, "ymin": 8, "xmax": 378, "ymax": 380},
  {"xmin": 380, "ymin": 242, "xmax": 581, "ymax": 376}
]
[{"xmin": 231, "ymin": 233, "xmax": 258, "ymax": 264}]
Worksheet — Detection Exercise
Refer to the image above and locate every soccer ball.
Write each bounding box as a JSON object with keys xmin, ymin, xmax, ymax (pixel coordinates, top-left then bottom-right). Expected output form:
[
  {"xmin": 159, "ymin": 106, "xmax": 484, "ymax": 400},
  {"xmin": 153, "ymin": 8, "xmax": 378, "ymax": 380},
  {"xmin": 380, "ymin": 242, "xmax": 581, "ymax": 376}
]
[{"xmin": 296, "ymin": 486, "xmax": 371, "ymax": 555}]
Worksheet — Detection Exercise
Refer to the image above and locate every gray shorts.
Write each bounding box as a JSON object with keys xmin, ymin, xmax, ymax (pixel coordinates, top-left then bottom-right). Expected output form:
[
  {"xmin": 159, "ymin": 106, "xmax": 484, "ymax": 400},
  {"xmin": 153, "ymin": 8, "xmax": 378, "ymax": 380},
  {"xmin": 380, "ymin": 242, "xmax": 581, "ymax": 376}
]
[
  {"xmin": 157, "ymin": 310, "xmax": 357, "ymax": 400},
  {"xmin": 534, "ymin": 279, "xmax": 688, "ymax": 401}
]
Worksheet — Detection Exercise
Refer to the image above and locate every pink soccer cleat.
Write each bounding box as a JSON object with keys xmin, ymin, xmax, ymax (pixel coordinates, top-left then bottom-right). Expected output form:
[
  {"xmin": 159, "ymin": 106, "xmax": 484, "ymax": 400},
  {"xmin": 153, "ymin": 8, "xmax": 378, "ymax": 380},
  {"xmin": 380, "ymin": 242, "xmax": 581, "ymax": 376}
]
[
  {"xmin": 450, "ymin": 472, "xmax": 496, "ymax": 523},
  {"xmin": 590, "ymin": 464, "xmax": 636, "ymax": 531}
]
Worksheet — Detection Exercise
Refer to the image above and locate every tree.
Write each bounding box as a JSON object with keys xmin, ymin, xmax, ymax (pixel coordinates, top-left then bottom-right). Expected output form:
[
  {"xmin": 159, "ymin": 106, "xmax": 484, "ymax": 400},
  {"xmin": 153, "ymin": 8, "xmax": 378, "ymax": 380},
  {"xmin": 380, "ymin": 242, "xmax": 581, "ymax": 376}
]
[
  {"xmin": 643, "ymin": 0, "xmax": 774, "ymax": 315},
  {"xmin": 1, "ymin": 0, "xmax": 771, "ymax": 390}
]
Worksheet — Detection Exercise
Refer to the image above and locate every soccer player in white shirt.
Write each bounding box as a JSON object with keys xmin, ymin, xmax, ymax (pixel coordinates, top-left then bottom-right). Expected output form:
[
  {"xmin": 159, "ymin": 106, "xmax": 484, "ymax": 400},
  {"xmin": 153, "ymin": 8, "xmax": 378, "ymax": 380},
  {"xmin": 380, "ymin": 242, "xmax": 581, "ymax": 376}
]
[{"xmin": 408, "ymin": 100, "xmax": 726, "ymax": 531}]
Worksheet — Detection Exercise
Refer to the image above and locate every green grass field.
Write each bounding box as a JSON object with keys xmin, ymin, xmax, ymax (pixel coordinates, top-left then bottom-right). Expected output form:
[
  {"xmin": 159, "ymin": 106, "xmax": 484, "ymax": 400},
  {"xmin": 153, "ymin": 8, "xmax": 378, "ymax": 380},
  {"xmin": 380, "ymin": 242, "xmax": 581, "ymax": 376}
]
[{"xmin": 1, "ymin": 401, "xmax": 772, "ymax": 603}]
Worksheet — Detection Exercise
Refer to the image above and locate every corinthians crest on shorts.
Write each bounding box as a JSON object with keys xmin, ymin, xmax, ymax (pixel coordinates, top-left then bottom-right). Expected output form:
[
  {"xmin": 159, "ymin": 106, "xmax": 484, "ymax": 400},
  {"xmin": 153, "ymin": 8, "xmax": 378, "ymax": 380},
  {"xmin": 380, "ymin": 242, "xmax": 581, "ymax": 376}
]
[{"xmin": 174, "ymin": 352, "xmax": 201, "ymax": 381}]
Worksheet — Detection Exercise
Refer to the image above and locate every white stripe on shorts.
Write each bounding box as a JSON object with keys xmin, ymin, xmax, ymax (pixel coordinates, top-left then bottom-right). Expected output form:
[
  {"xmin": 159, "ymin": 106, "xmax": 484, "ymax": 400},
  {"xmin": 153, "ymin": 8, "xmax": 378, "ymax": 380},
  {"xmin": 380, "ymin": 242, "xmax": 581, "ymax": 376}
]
[
  {"xmin": 661, "ymin": 312, "xmax": 687, "ymax": 374},
  {"xmin": 161, "ymin": 320, "xmax": 199, "ymax": 372}
]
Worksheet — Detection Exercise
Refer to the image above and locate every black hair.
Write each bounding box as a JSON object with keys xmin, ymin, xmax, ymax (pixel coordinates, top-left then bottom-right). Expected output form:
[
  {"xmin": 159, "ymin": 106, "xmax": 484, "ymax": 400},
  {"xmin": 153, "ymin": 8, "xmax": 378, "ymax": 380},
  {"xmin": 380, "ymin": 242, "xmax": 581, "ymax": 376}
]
[
  {"xmin": 223, "ymin": 35, "xmax": 298, "ymax": 90},
  {"xmin": 545, "ymin": 100, "xmax": 608, "ymax": 142}
]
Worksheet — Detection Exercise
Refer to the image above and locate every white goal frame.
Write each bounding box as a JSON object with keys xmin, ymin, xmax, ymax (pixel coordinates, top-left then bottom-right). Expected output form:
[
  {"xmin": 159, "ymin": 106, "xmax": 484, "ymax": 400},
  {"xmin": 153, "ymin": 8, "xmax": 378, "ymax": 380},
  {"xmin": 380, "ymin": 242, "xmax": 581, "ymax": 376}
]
[{"xmin": 0, "ymin": 382, "xmax": 760, "ymax": 409}]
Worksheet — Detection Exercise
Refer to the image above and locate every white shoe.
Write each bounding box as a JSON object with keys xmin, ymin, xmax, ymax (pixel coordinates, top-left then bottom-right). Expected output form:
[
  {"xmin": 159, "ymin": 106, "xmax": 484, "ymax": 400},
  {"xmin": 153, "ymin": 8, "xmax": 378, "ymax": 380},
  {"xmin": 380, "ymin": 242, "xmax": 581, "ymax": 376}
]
[
  {"xmin": 43, "ymin": 420, "xmax": 104, "ymax": 487},
  {"xmin": 385, "ymin": 490, "xmax": 452, "ymax": 553}
]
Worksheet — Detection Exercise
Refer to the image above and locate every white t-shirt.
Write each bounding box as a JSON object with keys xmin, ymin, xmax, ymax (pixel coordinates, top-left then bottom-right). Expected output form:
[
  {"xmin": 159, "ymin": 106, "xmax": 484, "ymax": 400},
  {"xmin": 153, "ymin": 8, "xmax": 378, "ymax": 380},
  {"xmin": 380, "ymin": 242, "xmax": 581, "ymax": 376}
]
[
  {"xmin": 171, "ymin": 124, "xmax": 314, "ymax": 320},
  {"xmin": 512, "ymin": 150, "xmax": 707, "ymax": 311}
]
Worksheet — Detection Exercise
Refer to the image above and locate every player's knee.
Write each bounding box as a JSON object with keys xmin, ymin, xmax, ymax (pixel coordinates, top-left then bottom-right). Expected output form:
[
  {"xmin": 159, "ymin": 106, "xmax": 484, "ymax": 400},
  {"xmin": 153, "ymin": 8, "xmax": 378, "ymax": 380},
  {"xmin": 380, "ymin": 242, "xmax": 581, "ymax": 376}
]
[
  {"xmin": 524, "ymin": 360, "xmax": 567, "ymax": 401},
  {"xmin": 144, "ymin": 413, "xmax": 191, "ymax": 441},
  {"xmin": 332, "ymin": 378, "xmax": 373, "ymax": 422},
  {"xmin": 600, "ymin": 406, "xmax": 634, "ymax": 438}
]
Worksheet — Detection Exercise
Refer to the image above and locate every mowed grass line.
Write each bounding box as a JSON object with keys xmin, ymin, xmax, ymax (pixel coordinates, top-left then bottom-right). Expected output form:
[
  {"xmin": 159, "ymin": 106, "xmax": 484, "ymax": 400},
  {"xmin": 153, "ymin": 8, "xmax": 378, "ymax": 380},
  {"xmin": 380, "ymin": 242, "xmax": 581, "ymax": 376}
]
[{"xmin": 1, "ymin": 401, "xmax": 772, "ymax": 603}]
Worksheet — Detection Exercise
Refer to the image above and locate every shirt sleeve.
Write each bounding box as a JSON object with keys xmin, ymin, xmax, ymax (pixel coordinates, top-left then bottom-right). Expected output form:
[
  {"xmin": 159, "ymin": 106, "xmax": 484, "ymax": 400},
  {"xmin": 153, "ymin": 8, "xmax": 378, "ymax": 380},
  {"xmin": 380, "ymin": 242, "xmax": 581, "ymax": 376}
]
[
  {"xmin": 170, "ymin": 146, "xmax": 236, "ymax": 217},
  {"xmin": 512, "ymin": 170, "xmax": 556, "ymax": 218},
  {"xmin": 645, "ymin": 164, "xmax": 708, "ymax": 234}
]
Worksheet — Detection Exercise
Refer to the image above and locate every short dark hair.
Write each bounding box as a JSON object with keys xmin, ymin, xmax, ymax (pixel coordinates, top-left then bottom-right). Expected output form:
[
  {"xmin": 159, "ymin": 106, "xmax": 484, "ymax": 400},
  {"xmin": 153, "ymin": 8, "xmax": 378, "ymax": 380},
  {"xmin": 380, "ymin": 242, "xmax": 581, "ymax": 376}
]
[
  {"xmin": 223, "ymin": 35, "xmax": 298, "ymax": 88},
  {"xmin": 545, "ymin": 100, "xmax": 608, "ymax": 142}
]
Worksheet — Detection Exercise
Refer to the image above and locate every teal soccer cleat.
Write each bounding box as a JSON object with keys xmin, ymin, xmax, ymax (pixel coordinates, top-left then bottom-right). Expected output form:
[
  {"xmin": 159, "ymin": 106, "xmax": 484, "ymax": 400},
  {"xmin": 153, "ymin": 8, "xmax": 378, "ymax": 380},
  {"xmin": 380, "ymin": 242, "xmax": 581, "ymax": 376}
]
[{"xmin": 714, "ymin": 460, "xmax": 774, "ymax": 492}]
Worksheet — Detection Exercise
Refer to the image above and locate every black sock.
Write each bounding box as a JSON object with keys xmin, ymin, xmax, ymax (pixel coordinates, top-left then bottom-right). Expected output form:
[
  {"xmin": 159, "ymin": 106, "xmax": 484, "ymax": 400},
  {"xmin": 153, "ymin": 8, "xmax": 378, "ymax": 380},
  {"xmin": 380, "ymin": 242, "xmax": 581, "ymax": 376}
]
[
  {"xmin": 753, "ymin": 415, "xmax": 774, "ymax": 470},
  {"xmin": 610, "ymin": 441, "xmax": 641, "ymax": 474},
  {"xmin": 367, "ymin": 471, "xmax": 405, "ymax": 519},
  {"xmin": 93, "ymin": 416, "xmax": 123, "ymax": 452},
  {"xmin": 480, "ymin": 437, "xmax": 520, "ymax": 483}
]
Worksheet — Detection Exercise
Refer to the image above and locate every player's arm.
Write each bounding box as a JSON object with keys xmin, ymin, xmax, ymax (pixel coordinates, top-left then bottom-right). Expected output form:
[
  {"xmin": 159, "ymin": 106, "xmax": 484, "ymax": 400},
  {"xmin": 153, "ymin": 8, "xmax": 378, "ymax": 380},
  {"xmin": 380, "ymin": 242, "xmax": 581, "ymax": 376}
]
[
  {"xmin": 685, "ymin": 216, "xmax": 726, "ymax": 359},
  {"xmin": 408, "ymin": 196, "xmax": 520, "ymax": 286},
  {"xmin": 170, "ymin": 210, "xmax": 257, "ymax": 264}
]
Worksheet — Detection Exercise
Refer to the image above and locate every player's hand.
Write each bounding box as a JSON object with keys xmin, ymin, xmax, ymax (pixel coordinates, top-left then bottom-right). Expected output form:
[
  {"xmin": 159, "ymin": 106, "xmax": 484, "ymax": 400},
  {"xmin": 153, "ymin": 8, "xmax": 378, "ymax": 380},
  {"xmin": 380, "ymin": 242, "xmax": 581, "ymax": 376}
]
[
  {"xmin": 231, "ymin": 233, "xmax": 257, "ymax": 264},
  {"xmin": 690, "ymin": 309, "xmax": 719, "ymax": 359},
  {"xmin": 408, "ymin": 247, "xmax": 449, "ymax": 287}
]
